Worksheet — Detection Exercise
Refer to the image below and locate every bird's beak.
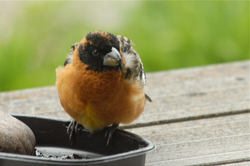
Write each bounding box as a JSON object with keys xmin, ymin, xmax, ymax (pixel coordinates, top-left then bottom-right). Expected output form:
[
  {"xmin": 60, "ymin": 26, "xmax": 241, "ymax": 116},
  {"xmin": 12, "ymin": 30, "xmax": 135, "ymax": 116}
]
[{"xmin": 103, "ymin": 47, "xmax": 121, "ymax": 66}]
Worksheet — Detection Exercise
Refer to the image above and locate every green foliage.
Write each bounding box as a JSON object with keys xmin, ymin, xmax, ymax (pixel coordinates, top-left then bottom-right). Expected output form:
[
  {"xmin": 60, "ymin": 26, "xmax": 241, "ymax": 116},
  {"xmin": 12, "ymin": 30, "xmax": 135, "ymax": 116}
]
[{"xmin": 0, "ymin": 1, "xmax": 248, "ymax": 91}]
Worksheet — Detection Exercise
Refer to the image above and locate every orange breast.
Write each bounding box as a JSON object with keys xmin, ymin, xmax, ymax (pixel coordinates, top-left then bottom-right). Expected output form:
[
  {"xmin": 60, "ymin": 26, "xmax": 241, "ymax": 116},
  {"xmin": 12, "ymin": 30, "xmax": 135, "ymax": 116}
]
[{"xmin": 56, "ymin": 62, "xmax": 146, "ymax": 133}]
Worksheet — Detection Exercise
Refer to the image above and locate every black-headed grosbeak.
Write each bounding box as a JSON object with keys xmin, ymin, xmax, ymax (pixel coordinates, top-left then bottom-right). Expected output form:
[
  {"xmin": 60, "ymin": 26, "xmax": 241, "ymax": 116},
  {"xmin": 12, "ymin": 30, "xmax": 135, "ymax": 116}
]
[{"xmin": 56, "ymin": 31, "xmax": 151, "ymax": 145}]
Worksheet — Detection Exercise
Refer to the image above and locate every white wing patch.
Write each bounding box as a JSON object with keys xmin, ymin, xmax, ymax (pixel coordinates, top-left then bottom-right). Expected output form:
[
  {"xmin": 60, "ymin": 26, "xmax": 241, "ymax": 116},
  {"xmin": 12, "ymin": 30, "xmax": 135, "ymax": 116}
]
[{"xmin": 123, "ymin": 47, "xmax": 146, "ymax": 88}]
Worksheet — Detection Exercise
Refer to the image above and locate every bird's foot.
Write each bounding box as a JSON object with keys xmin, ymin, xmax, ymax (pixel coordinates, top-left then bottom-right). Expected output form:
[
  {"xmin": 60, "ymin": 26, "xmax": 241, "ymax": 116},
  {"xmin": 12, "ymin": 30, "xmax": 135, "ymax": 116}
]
[
  {"xmin": 105, "ymin": 123, "xmax": 119, "ymax": 146},
  {"xmin": 66, "ymin": 120, "xmax": 80, "ymax": 145}
]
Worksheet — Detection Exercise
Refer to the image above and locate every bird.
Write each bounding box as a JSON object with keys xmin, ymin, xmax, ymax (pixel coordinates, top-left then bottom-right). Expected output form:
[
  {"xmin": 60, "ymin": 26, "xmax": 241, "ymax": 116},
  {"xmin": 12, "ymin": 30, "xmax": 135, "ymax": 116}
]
[{"xmin": 56, "ymin": 31, "xmax": 151, "ymax": 145}]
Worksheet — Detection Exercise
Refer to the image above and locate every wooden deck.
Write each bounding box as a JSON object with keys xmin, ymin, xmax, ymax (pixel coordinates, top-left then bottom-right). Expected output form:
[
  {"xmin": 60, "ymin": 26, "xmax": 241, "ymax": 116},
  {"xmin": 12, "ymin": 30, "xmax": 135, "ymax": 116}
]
[{"xmin": 0, "ymin": 60, "xmax": 249, "ymax": 165}]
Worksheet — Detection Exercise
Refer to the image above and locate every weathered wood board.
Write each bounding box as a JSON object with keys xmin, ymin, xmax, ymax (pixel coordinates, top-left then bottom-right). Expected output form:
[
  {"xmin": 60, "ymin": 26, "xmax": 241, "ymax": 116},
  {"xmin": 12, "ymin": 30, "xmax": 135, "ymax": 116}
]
[
  {"xmin": 0, "ymin": 60, "xmax": 249, "ymax": 165},
  {"xmin": 127, "ymin": 113, "xmax": 250, "ymax": 165}
]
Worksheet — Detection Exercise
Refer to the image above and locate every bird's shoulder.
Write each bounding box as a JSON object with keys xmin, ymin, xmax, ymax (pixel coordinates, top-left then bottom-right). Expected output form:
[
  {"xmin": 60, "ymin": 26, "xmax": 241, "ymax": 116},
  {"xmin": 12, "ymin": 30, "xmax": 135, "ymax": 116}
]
[
  {"xmin": 64, "ymin": 42, "xmax": 79, "ymax": 66},
  {"xmin": 116, "ymin": 35, "xmax": 146, "ymax": 88}
]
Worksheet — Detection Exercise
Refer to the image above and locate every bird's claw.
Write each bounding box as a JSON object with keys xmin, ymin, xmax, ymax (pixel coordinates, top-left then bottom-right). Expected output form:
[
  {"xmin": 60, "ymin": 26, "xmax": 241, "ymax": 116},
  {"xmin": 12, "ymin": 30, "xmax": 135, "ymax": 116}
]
[
  {"xmin": 66, "ymin": 120, "xmax": 79, "ymax": 144},
  {"xmin": 105, "ymin": 123, "xmax": 119, "ymax": 146}
]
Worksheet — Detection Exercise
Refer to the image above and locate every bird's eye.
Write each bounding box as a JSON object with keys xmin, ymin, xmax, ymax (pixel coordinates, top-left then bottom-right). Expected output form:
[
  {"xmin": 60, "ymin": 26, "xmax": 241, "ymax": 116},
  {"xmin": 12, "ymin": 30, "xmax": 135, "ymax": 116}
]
[{"xmin": 92, "ymin": 49, "xmax": 99, "ymax": 56}]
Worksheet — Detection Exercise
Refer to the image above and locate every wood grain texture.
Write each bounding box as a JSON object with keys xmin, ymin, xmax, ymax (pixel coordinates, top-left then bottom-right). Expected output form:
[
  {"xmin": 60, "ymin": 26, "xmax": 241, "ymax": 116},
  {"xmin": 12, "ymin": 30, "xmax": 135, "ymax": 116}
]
[
  {"xmin": 130, "ymin": 60, "xmax": 249, "ymax": 126},
  {"xmin": 126, "ymin": 114, "xmax": 250, "ymax": 166},
  {"xmin": 0, "ymin": 60, "xmax": 249, "ymax": 165}
]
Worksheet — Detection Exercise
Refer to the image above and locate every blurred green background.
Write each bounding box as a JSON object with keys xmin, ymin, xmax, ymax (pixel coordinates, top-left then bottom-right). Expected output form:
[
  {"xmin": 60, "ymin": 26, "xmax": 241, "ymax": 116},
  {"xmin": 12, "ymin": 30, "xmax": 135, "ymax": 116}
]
[{"xmin": 0, "ymin": 1, "xmax": 249, "ymax": 92}]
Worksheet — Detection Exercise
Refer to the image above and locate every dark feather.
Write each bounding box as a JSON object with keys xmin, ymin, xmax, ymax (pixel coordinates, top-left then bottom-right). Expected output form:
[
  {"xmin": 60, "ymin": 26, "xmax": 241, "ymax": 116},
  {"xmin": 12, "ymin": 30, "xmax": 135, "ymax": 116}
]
[{"xmin": 117, "ymin": 35, "xmax": 146, "ymax": 88}]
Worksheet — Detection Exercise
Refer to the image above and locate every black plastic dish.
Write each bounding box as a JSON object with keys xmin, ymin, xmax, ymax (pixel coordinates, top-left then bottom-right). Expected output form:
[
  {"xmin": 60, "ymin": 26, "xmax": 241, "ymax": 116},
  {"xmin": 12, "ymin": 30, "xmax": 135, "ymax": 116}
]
[{"xmin": 0, "ymin": 115, "xmax": 155, "ymax": 166}]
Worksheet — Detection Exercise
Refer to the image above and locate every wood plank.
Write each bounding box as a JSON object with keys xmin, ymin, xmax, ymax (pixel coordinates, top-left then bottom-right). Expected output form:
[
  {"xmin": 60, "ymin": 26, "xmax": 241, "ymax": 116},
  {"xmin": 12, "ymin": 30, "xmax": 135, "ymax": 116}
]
[
  {"xmin": 222, "ymin": 161, "xmax": 250, "ymax": 166},
  {"xmin": 125, "ymin": 113, "xmax": 250, "ymax": 166},
  {"xmin": 0, "ymin": 86, "xmax": 70, "ymax": 118},
  {"xmin": 144, "ymin": 60, "xmax": 249, "ymax": 97},
  {"xmin": 130, "ymin": 60, "xmax": 249, "ymax": 125},
  {"xmin": 126, "ymin": 87, "xmax": 249, "ymax": 126},
  {"xmin": 0, "ymin": 61, "xmax": 249, "ymax": 165},
  {"xmin": 0, "ymin": 61, "xmax": 248, "ymax": 124},
  {"xmin": 146, "ymin": 151, "xmax": 250, "ymax": 166}
]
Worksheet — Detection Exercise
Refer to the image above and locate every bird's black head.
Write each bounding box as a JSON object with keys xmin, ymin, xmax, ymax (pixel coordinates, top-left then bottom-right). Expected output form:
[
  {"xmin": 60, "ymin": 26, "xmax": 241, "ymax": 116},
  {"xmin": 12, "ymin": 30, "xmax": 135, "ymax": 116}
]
[{"xmin": 78, "ymin": 31, "xmax": 124, "ymax": 72}]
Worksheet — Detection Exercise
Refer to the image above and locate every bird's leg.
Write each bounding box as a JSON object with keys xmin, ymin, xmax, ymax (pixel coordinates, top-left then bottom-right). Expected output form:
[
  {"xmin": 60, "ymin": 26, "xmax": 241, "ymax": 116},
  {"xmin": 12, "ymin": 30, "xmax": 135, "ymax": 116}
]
[
  {"xmin": 66, "ymin": 119, "xmax": 79, "ymax": 144},
  {"xmin": 105, "ymin": 123, "xmax": 119, "ymax": 146}
]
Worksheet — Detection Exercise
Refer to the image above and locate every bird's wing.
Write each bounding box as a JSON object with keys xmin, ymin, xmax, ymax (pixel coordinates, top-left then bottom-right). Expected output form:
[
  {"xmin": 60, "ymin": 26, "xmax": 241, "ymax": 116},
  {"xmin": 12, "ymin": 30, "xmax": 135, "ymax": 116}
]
[
  {"xmin": 64, "ymin": 43, "xmax": 79, "ymax": 66},
  {"xmin": 117, "ymin": 35, "xmax": 146, "ymax": 88}
]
